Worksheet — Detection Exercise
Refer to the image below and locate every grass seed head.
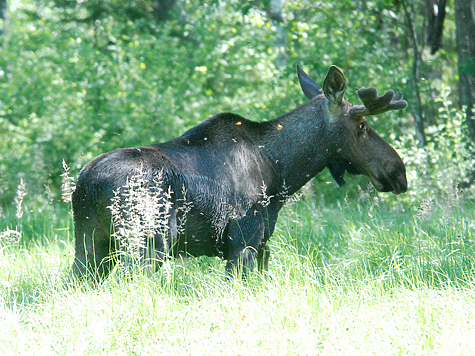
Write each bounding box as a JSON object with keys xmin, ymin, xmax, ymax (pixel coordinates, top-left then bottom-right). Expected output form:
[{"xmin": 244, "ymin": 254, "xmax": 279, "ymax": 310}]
[
  {"xmin": 14, "ymin": 178, "xmax": 27, "ymax": 220},
  {"xmin": 0, "ymin": 227, "xmax": 22, "ymax": 245},
  {"xmin": 108, "ymin": 171, "xmax": 173, "ymax": 262},
  {"xmin": 61, "ymin": 159, "xmax": 76, "ymax": 203}
]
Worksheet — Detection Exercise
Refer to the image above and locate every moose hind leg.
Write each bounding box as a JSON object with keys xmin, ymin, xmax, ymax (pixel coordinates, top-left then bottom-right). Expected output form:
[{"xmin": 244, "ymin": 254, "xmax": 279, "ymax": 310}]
[
  {"xmin": 71, "ymin": 226, "xmax": 117, "ymax": 283},
  {"xmin": 140, "ymin": 207, "xmax": 177, "ymax": 276},
  {"xmin": 140, "ymin": 235, "xmax": 167, "ymax": 276}
]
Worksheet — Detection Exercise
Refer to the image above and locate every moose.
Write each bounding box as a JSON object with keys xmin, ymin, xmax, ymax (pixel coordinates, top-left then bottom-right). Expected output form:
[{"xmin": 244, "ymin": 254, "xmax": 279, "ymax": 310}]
[{"xmin": 71, "ymin": 65, "xmax": 407, "ymax": 281}]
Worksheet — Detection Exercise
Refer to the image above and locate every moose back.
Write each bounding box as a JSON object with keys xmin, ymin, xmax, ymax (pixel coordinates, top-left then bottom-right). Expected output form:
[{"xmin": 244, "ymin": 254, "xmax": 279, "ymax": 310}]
[{"xmin": 71, "ymin": 65, "xmax": 407, "ymax": 280}]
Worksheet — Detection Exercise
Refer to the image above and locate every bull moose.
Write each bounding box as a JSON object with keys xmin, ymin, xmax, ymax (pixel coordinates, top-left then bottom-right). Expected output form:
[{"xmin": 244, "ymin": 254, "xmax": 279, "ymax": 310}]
[{"xmin": 71, "ymin": 65, "xmax": 407, "ymax": 281}]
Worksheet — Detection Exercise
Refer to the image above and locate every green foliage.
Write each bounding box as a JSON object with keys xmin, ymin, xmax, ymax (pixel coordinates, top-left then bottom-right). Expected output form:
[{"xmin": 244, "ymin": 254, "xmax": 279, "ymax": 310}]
[
  {"xmin": 0, "ymin": 0, "xmax": 467, "ymax": 213},
  {"xmin": 0, "ymin": 0, "xmax": 293, "ymax": 206},
  {"xmin": 396, "ymin": 87, "xmax": 475, "ymax": 203}
]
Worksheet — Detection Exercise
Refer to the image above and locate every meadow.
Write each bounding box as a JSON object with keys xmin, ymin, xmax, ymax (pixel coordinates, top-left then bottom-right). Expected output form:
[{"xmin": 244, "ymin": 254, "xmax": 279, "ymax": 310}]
[
  {"xmin": 1, "ymin": 1, "xmax": 475, "ymax": 354},
  {"xmin": 1, "ymin": 180, "xmax": 475, "ymax": 355}
]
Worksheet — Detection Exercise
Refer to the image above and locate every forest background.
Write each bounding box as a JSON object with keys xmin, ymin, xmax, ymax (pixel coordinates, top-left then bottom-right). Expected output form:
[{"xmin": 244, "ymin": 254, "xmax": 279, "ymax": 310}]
[{"xmin": 1, "ymin": 0, "xmax": 474, "ymax": 211}]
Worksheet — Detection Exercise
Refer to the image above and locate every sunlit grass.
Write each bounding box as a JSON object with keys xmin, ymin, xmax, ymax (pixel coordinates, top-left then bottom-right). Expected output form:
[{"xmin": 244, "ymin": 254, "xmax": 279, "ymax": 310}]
[{"xmin": 1, "ymin": 193, "xmax": 475, "ymax": 354}]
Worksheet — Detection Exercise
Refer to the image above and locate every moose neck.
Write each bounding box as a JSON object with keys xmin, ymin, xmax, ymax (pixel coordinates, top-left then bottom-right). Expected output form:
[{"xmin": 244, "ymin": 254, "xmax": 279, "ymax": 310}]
[{"xmin": 261, "ymin": 98, "xmax": 335, "ymax": 196}]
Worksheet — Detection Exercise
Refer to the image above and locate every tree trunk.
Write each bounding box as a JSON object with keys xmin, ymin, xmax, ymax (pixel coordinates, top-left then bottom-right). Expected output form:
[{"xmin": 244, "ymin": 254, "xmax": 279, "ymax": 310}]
[
  {"xmin": 268, "ymin": 0, "xmax": 287, "ymax": 67},
  {"xmin": 403, "ymin": 0, "xmax": 427, "ymax": 147},
  {"xmin": 0, "ymin": 0, "xmax": 7, "ymax": 36},
  {"xmin": 455, "ymin": 0, "xmax": 475, "ymax": 139},
  {"xmin": 426, "ymin": 0, "xmax": 447, "ymax": 54}
]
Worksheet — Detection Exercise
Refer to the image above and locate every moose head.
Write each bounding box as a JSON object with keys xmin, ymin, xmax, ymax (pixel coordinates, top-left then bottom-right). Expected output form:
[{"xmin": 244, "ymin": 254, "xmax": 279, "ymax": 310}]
[{"xmin": 297, "ymin": 64, "xmax": 408, "ymax": 194}]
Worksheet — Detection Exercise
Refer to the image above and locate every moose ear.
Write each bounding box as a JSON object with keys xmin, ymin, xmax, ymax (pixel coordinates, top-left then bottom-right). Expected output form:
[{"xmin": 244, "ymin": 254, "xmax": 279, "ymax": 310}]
[
  {"xmin": 297, "ymin": 64, "xmax": 323, "ymax": 100},
  {"xmin": 323, "ymin": 65, "xmax": 347, "ymax": 105}
]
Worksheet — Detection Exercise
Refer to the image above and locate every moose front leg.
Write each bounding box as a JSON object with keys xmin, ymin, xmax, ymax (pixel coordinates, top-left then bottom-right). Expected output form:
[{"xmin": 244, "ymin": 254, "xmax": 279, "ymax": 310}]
[
  {"xmin": 224, "ymin": 212, "xmax": 266, "ymax": 278},
  {"xmin": 225, "ymin": 246, "xmax": 258, "ymax": 278},
  {"xmin": 257, "ymin": 206, "xmax": 279, "ymax": 273},
  {"xmin": 257, "ymin": 242, "xmax": 270, "ymax": 272}
]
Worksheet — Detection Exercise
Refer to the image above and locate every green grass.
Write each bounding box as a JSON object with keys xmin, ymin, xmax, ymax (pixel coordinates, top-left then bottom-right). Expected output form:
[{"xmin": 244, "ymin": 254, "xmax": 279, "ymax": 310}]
[{"xmin": 2, "ymin": 193, "xmax": 475, "ymax": 355}]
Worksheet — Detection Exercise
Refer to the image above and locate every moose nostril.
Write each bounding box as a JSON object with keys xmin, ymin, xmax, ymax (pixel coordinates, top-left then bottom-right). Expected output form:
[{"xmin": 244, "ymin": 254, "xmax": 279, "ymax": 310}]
[
  {"xmin": 395, "ymin": 176, "xmax": 408, "ymax": 194},
  {"xmin": 394, "ymin": 170, "xmax": 408, "ymax": 193},
  {"xmin": 400, "ymin": 174, "xmax": 408, "ymax": 192},
  {"xmin": 385, "ymin": 162, "xmax": 407, "ymax": 194}
]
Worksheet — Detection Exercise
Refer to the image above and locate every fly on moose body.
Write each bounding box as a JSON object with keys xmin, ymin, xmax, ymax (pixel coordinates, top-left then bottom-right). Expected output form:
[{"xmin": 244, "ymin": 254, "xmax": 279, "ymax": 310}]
[{"xmin": 70, "ymin": 64, "xmax": 408, "ymax": 281}]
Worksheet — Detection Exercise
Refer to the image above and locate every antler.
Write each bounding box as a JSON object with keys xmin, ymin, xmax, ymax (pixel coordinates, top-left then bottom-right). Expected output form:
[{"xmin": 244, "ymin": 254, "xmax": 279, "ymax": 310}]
[{"xmin": 349, "ymin": 87, "xmax": 408, "ymax": 117}]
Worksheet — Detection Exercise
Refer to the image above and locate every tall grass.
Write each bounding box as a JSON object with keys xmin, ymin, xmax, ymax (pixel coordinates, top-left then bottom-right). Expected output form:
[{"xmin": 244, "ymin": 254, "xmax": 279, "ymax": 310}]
[{"xmin": 2, "ymin": 183, "xmax": 475, "ymax": 354}]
